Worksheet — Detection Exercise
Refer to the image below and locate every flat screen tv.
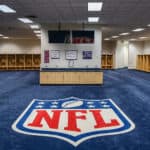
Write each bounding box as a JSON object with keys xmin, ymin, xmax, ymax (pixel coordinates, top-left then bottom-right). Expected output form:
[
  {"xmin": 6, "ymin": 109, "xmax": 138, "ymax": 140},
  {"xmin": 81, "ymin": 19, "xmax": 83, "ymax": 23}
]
[
  {"xmin": 48, "ymin": 31, "xmax": 70, "ymax": 43},
  {"xmin": 72, "ymin": 31, "xmax": 94, "ymax": 44}
]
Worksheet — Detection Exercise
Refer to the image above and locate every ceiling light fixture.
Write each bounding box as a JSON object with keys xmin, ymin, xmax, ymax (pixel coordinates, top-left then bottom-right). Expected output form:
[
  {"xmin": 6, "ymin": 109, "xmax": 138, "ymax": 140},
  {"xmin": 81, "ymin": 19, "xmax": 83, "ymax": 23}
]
[
  {"xmin": 88, "ymin": 17, "xmax": 99, "ymax": 23},
  {"xmin": 0, "ymin": 34, "xmax": 3, "ymax": 36},
  {"xmin": 30, "ymin": 25, "xmax": 40, "ymax": 29},
  {"xmin": 34, "ymin": 30, "xmax": 41, "ymax": 34},
  {"xmin": 104, "ymin": 38, "xmax": 110, "ymax": 41},
  {"xmin": 88, "ymin": 2, "xmax": 103, "ymax": 11},
  {"xmin": 36, "ymin": 34, "xmax": 41, "ymax": 37},
  {"xmin": 3, "ymin": 36, "xmax": 9, "ymax": 39},
  {"xmin": 130, "ymin": 38, "xmax": 137, "ymax": 41},
  {"xmin": 112, "ymin": 36, "xmax": 119, "ymax": 39},
  {"xmin": 119, "ymin": 32, "xmax": 130, "ymax": 36},
  {"xmin": 132, "ymin": 28, "xmax": 144, "ymax": 32},
  {"xmin": 139, "ymin": 37, "xmax": 148, "ymax": 39},
  {"xmin": 18, "ymin": 18, "xmax": 33, "ymax": 23},
  {"xmin": 0, "ymin": 5, "xmax": 16, "ymax": 13}
]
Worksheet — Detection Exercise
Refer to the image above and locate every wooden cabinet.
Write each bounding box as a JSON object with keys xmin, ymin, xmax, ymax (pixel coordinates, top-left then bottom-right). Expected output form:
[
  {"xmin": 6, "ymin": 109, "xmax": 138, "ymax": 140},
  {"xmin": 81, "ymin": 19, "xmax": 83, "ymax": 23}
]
[
  {"xmin": 136, "ymin": 55, "xmax": 150, "ymax": 72},
  {"xmin": 0, "ymin": 54, "xmax": 41, "ymax": 70},
  {"xmin": 40, "ymin": 71, "xmax": 103, "ymax": 85},
  {"xmin": 101, "ymin": 54, "xmax": 113, "ymax": 69}
]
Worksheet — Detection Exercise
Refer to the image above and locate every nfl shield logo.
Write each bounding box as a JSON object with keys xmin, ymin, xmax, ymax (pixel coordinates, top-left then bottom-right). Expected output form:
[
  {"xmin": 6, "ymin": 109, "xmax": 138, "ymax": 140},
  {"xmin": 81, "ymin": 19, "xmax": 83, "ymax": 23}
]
[{"xmin": 12, "ymin": 97, "xmax": 135, "ymax": 146}]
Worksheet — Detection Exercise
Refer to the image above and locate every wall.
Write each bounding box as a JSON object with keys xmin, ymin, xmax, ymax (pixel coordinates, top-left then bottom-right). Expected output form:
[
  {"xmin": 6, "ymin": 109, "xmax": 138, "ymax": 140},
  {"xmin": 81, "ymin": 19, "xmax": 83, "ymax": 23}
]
[
  {"xmin": 102, "ymin": 40, "xmax": 129, "ymax": 69},
  {"xmin": 128, "ymin": 40, "xmax": 150, "ymax": 69},
  {"xmin": 0, "ymin": 39, "xmax": 41, "ymax": 54},
  {"xmin": 41, "ymin": 24, "xmax": 102, "ymax": 68},
  {"xmin": 128, "ymin": 41, "xmax": 144, "ymax": 69},
  {"xmin": 103, "ymin": 40, "xmax": 150, "ymax": 69},
  {"xmin": 114, "ymin": 40, "xmax": 129, "ymax": 69},
  {"xmin": 102, "ymin": 41, "xmax": 116, "ymax": 54},
  {"xmin": 143, "ymin": 41, "xmax": 150, "ymax": 54}
]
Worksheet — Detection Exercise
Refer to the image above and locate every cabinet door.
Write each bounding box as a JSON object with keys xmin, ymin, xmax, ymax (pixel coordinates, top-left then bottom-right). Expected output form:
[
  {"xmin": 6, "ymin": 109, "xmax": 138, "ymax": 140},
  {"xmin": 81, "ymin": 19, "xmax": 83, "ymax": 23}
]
[
  {"xmin": 55, "ymin": 72, "xmax": 64, "ymax": 84},
  {"xmin": 40, "ymin": 72, "xmax": 48, "ymax": 84},
  {"xmin": 63, "ymin": 72, "xmax": 80, "ymax": 84},
  {"xmin": 47, "ymin": 72, "xmax": 57, "ymax": 84},
  {"xmin": 79, "ymin": 72, "xmax": 103, "ymax": 84}
]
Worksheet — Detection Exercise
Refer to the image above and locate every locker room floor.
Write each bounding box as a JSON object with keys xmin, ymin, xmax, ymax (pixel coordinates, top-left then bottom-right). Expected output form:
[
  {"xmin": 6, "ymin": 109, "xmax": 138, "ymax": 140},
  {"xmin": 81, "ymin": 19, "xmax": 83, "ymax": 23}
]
[{"xmin": 0, "ymin": 69, "xmax": 149, "ymax": 150}]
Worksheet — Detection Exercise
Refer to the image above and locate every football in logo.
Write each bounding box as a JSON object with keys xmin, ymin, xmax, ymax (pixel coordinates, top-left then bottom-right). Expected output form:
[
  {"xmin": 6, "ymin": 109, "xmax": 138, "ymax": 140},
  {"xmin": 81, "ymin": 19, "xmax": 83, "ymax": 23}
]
[{"xmin": 12, "ymin": 97, "xmax": 135, "ymax": 146}]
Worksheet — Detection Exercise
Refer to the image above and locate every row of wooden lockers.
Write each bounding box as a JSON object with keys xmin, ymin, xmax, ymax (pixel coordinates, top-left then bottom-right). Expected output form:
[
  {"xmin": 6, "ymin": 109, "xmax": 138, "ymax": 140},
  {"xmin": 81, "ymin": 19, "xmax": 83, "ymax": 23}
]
[
  {"xmin": 136, "ymin": 55, "xmax": 150, "ymax": 72},
  {"xmin": 0, "ymin": 54, "xmax": 40, "ymax": 70}
]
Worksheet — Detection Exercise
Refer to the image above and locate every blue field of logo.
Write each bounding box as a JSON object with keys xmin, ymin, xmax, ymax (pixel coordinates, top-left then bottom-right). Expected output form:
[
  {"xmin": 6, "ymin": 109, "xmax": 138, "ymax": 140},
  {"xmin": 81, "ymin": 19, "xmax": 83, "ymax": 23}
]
[{"xmin": 12, "ymin": 97, "xmax": 135, "ymax": 146}]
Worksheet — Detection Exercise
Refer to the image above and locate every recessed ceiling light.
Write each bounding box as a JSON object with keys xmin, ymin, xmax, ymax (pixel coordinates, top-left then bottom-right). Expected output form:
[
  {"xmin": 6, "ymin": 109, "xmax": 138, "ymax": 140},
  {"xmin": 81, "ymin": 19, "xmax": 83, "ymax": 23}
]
[
  {"xmin": 104, "ymin": 38, "xmax": 110, "ymax": 41},
  {"xmin": 119, "ymin": 32, "xmax": 130, "ymax": 36},
  {"xmin": 130, "ymin": 38, "xmax": 137, "ymax": 41},
  {"xmin": 0, "ymin": 34, "xmax": 3, "ymax": 36},
  {"xmin": 3, "ymin": 36, "xmax": 9, "ymax": 39},
  {"xmin": 18, "ymin": 18, "xmax": 33, "ymax": 23},
  {"xmin": 0, "ymin": 5, "xmax": 16, "ymax": 13},
  {"xmin": 30, "ymin": 25, "xmax": 40, "ymax": 29},
  {"xmin": 132, "ymin": 28, "xmax": 144, "ymax": 32},
  {"xmin": 88, "ymin": 17, "xmax": 99, "ymax": 23},
  {"xmin": 36, "ymin": 34, "xmax": 41, "ymax": 37},
  {"xmin": 88, "ymin": 2, "xmax": 103, "ymax": 11},
  {"xmin": 139, "ymin": 37, "xmax": 148, "ymax": 39},
  {"xmin": 112, "ymin": 36, "xmax": 119, "ymax": 39},
  {"xmin": 34, "ymin": 30, "xmax": 41, "ymax": 34}
]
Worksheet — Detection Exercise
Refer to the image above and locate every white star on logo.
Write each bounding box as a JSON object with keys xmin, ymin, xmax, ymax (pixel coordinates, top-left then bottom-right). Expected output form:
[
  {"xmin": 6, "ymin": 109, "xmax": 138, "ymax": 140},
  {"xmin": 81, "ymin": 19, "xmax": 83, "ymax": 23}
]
[
  {"xmin": 38, "ymin": 102, "xmax": 45, "ymax": 105},
  {"xmin": 103, "ymin": 105, "xmax": 110, "ymax": 108},
  {"xmin": 51, "ymin": 101, "xmax": 58, "ymax": 105},
  {"xmin": 50, "ymin": 105, "xmax": 58, "ymax": 108},
  {"xmin": 36, "ymin": 105, "xmax": 43, "ymax": 108},
  {"xmin": 88, "ymin": 105, "xmax": 95, "ymax": 108},
  {"xmin": 87, "ymin": 101, "xmax": 94, "ymax": 104}
]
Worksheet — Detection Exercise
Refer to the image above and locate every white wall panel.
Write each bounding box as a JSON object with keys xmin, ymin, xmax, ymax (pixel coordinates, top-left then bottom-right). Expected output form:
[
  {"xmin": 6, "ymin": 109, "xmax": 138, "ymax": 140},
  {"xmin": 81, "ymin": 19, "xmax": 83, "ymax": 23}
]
[
  {"xmin": 0, "ymin": 39, "xmax": 41, "ymax": 54},
  {"xmin": 41, "ymin": 24, "xmax": 102, "ymax": 68}
]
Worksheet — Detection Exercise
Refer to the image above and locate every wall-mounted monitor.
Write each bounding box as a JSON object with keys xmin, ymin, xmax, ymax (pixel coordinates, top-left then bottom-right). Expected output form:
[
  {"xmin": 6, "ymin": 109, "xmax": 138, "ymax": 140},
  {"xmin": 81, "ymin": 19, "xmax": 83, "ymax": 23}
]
[
  {"xmin": 72, "ymin": 31, "xmax": 94, "ymax": 44},
  {"xmin": 48, "ymin": 31, "xmax": 70, "ymax": 43}
]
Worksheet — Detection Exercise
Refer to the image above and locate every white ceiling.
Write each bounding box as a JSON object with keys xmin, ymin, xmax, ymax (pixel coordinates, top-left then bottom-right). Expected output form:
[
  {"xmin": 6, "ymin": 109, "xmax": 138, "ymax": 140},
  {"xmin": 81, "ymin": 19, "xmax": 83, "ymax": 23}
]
[{"xmin": 0, "ymin": 0, "xmax": 150, "ymax": 40}]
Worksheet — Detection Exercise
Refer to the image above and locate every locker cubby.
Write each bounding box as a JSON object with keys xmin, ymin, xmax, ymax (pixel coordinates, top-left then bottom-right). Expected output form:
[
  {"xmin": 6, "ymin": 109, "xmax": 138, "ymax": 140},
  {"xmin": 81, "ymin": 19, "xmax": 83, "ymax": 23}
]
[
  {"xmin": 101, "ymin": 54, "xmax": 113, "ymax": 69},
  {"xmin": 0, "ymin": 54, "xmax": 8, "ymax": 69},
  {"xmin": 25, "ymin": 54, "xmax": 33, "ymax": 69},
  {"xmin": 33, "ymin": 54, "xmax": 41, "ymax": 70},
  {"xmin": 16, "ymin": 54, "xmax": 25, "ymax": 70},
  {"xmin": 136, "ymin": 55, "xmax": 150, "ymax": 72},
  {"xmin": 8, "ymin": 55, "xmax": 16, "ymax": 69}
]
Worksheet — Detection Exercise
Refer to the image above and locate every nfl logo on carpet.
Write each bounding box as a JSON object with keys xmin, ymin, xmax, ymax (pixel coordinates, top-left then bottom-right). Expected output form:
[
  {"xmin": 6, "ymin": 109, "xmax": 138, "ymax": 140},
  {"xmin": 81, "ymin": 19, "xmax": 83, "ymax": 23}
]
[{"xmin": 12, "ymin": 97, "xmax": 135, "ymax": 146}]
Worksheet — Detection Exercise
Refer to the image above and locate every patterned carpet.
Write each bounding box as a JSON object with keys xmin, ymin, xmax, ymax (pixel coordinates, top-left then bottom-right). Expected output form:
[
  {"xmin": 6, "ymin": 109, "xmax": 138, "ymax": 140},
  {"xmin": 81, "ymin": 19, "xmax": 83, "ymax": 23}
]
[{"xmin": 0, "ymin": 69, "xmax": 149, "ymax": 150}]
